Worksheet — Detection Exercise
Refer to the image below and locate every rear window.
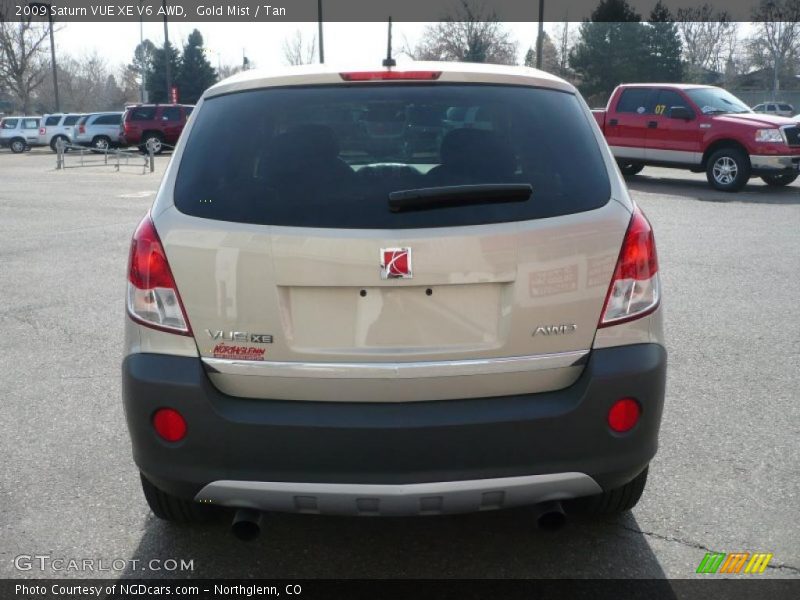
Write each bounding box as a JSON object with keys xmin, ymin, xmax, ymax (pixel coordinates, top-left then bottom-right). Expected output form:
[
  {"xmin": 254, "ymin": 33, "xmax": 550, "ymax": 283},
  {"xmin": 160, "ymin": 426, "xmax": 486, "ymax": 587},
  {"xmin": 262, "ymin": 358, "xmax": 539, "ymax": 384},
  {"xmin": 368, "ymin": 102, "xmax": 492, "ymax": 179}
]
[
  {"xmin": 174, "ymin": 84, "xmax": 611, "ymax": 229},
  {"xmin": 94, "ymin": 113, "xmax": 121, "ymax": 125},
  {"xmin": 161, "ymin": 106, "xmax": 182, "ymax": 121},
  {"xmin": 616, "ymin": 88, "xmax": 652, "ymax": 114},
  {"xmin": 129, "ymin": 107, "xmax": 156, "ymax": 121}
]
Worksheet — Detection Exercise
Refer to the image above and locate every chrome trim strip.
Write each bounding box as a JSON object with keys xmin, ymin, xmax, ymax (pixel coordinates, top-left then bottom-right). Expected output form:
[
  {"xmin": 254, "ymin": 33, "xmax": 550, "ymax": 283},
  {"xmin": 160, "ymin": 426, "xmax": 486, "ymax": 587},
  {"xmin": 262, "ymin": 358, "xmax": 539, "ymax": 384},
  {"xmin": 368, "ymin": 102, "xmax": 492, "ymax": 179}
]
[
  {"xmin": 195, "ymin": 473, "xmax": 602, "ymax": 516},
  {"xmin": 749, "ymin": 154, "xmax": 800, "ymax": 170},
  {"xmin": 202, "ymin": 350, "xmax": 589, "ymax": 379}
]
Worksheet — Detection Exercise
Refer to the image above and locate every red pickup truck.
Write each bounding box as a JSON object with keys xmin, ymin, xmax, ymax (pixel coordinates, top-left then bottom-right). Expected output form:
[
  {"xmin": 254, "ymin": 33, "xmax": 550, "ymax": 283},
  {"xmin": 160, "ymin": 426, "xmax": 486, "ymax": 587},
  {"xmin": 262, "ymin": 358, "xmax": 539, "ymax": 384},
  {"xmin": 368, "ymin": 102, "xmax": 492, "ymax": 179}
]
[{"xmin": 593, "ymin": 84, "xmax": 800, "ymax": 191}]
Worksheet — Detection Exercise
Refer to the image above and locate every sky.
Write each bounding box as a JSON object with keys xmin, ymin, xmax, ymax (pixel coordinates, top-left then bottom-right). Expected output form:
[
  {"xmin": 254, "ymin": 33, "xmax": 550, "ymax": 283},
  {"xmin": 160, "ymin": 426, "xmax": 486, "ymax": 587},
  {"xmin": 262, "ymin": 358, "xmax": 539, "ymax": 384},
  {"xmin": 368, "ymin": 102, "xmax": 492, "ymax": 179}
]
[{"xmin": 55, "ymin": 21, "xmax": 550, "ymax": 72}]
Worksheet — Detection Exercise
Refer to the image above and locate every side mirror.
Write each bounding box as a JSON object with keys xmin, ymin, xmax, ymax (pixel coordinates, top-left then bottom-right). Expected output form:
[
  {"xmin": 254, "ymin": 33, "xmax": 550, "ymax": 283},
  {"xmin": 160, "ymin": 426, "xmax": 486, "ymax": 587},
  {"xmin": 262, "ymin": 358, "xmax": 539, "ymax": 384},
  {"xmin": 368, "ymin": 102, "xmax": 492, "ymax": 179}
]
[{"xmin": 669, "ymin": 106, "xmax": 694, "ymax": 121}]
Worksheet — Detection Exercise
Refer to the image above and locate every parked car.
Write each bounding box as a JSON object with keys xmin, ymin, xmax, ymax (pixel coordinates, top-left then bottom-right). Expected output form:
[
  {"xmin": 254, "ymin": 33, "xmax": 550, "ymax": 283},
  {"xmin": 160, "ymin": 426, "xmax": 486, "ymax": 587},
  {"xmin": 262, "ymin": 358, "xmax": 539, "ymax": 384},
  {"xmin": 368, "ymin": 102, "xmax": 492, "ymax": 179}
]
[
  {"xmin": 0, "ymin": 116, "xmax": 42, "ymax": 153},
  {"xmin": 752, "ymin": 102, "xmax": 795, "ymax": 117},
  {"xmin": 593, "ymin": 84, "xmax": 800, "ymax": 191},
  {"xmin": 73, "ymin": 112, "xmax": 123, "ymax": 150},
  {"xmin": 123, "ymin": 62, "xmax": 666, "ymax": 536},
  {"xmin": 120, "ymin": 103, "xmax": 194, "ymax": 154},
  {"xmin": 38, "ymin": 113, "xmax": 84, "ymax": 151}
]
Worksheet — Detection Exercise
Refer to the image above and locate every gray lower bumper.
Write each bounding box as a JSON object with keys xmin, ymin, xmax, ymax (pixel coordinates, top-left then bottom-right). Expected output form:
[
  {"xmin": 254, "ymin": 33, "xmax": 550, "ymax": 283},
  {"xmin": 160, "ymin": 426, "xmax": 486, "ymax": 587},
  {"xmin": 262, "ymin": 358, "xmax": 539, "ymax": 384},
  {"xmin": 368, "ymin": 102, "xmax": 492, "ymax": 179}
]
[
  {"xmin": 749, "ymin": 154, "xmax": 800, "ymax": 172},
  {"xmin": 195, "ymin": 473, "xmax": 601, "ymax": 516}
]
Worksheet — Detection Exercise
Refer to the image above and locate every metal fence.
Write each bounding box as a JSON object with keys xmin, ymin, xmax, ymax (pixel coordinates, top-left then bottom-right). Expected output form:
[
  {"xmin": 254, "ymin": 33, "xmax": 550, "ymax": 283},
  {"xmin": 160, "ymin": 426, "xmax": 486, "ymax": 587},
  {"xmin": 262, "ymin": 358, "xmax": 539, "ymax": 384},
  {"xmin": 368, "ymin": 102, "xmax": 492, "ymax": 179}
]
[{"xmin": 54, "ymin": 138, "xmax": 170, "ymax": 174}]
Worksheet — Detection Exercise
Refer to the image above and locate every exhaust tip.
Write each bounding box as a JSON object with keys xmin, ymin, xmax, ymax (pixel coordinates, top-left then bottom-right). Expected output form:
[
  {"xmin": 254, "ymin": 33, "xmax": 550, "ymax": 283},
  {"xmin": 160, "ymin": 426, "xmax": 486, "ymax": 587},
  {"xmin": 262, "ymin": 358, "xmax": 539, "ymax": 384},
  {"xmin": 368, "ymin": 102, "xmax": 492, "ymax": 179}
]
[
  {"xmin": 231, "ymin": 508, "xmax": 263, "ymax": 541},
  {"xmin": 534, "ymin": 500, "xmax": 567, "ymax": 531}
]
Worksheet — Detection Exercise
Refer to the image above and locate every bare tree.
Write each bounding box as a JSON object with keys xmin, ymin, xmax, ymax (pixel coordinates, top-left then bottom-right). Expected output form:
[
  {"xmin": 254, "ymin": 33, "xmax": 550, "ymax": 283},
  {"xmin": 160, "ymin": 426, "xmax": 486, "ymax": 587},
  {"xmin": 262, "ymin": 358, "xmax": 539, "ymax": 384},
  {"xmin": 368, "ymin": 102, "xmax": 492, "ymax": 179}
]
[
  {"xmin": 749, "ymin": 0, "xmax": 800, "ymax": 95},
  {"xmin": 0, "ymin": 5, "xmax": 51, "ymax": 113},
  {"xmin": 404, "ymin": 0, "xmax": 518, "ymax": 65},
  {"xmin": 676, "ymin": 5, "xmax": 736, "ymax": 80},
  {"xmin": 281, "ymin": 29, "xmax": 317, "ymax": 66},
  {"xmin": 551, "ymin": 21, "xmax": 575, "ymax": 78}
]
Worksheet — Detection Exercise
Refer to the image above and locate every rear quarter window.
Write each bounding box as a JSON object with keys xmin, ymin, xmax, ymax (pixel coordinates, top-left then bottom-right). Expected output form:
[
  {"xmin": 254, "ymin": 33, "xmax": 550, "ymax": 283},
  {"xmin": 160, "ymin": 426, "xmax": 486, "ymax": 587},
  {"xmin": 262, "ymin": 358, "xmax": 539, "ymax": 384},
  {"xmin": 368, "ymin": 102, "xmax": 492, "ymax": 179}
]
[
  {"xmin": 64, "ymin": 115, "xmax": 81, "ymax": 125},
  {"xmin": 45, "ymin": 116, "xmax": 61, "ymax": 126},
  {"xmin": 129, "ymin": 107, "xmax": 156, "ymax": 121},
  {"xmin": 174, "ymin": 84, "xmax": 611, "ymax": 229}
]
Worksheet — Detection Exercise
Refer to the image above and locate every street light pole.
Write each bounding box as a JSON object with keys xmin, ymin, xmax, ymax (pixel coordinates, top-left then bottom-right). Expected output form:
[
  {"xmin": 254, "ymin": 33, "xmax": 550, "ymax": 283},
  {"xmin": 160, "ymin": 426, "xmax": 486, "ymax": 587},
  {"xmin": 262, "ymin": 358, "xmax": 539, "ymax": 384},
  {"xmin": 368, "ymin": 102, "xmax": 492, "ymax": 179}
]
[
  {"xmin": 139, "ymin": 0, "xmax": 146, "ymax": 102},
  {"xmin": 29, "ymin": 2, "xmax": 59, "ymax": 111},
  {"xmin": 162, "ymin": 0, "xmax": 172, "ymax": 101},
  {"xmin": 535, "ymin": 0, "xmax": 545, "ymax": 70},
  {"xmin": 317, "ymin": 0, "xmax": 324, "ymax": 64}
]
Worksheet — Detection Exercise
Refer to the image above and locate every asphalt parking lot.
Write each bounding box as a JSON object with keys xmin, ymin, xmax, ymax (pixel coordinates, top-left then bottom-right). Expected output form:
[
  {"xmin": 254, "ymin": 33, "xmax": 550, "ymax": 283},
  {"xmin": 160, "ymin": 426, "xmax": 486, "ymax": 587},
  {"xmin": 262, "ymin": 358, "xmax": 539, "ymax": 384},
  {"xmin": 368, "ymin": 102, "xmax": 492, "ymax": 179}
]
[{"xmin": 0, "ymin": 149, "xmax": 798, "ymax": 580}]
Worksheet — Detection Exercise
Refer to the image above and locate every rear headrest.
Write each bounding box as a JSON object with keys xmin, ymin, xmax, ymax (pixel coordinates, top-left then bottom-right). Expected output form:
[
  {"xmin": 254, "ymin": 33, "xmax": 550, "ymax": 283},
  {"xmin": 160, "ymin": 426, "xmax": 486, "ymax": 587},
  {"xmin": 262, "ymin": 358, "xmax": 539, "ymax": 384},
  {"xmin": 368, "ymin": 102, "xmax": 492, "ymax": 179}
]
[
  {"xmin": 440, "ymin": 128, "xmax": 514, "ymax": 175},
  {"xmin": 267, "ymin": 124, "xmax": 340, "ymax": 164}
]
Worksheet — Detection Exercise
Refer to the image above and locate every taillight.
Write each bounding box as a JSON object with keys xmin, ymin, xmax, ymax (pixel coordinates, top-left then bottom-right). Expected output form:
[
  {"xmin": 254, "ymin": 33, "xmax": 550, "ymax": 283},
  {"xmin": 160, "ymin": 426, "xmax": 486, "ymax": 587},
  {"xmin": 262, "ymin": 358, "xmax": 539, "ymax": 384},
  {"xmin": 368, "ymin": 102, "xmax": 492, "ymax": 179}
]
[
  {"xmin": 78, "ymin": 124, "xmax": 85, "ymax": 134},
  {"xmin": 39, "ymin": 127, "xmax": 45, "ymax": 135},
  {"xmin": 599, "ymin": 204, "xmax": 660, "ymax": 327},
  {"xmin": 127, "ymin": 215, "xmax": 191, "ymax": 335},
  {"xmin": 340, "ymin": 70, "xmax": 441, "ymax": 81}
]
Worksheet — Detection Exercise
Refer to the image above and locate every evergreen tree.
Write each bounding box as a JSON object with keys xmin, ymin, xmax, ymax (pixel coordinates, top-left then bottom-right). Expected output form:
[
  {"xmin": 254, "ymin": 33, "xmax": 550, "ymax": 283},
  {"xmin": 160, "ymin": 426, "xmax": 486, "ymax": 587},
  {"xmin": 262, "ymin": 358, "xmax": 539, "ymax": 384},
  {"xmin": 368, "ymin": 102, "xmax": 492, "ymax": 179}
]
[
  {"xmin": 524, "ymin": 47, "xmax": 535, "ymax": 67},
  {"xmin": 645, "ymin": 2, "xmax": 683, "ymax": 82},
  {"xmin": 176, "ymin": 30, "xmax": 218, "ymax": 104},
  {"xmin": 570, "ymin": 0, "xmax": 648, "ymax": 101},
  {"xmin": 146, "ymin": 41, "xmax": 180, "ymax": 103},
  {"xmin": 526, "ymin": 32, "xmax": 559, "ymax": 72}
]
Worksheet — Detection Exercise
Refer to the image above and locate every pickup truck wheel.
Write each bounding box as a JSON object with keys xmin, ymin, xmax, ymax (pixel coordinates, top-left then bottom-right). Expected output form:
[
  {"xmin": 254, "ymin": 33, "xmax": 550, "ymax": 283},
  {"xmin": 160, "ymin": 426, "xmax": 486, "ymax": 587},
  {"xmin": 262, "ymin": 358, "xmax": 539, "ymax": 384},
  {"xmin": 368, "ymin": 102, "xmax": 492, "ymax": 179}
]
[
  {"xmin": 565, "ymin": 467, "xmax": 648, "ymax": 515},
  {"xmin": 760, "ymin": 173, "xmax": 798, "ymax": 187},
  {"xmin": 706, "ymin": 148, "xmax": 750, "ymax": 192},
  {"xmin": 10, "ymin": 138, "xmax": 26, "ymax": 153},
  {"xmin": 140, "ymin": 473, "xmax": 215, "ymax": 523},
  {"xmin": 618, "ymin": 162, "xmax": 644, "ymax": 177}
]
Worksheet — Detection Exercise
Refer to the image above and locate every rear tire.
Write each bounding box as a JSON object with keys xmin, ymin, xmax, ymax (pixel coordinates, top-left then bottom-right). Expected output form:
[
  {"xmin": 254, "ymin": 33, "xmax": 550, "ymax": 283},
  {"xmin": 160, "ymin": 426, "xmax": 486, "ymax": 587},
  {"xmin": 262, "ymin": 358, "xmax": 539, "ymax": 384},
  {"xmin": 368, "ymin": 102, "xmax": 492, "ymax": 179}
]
[
  {"xmin": 141, "ymin": 133, "xmax": 164, "ymax": 155},
  {"xmin": 50, "ymin": 135, "xmax": 68, "ymax": 152},
  {"xmin": 91, "ymin": 136, "xmax": 112, "ymax": 153},
  {"xmin": 10, "ymin": 138, "xmax": 26, "ymax": 153},
  {"xmin": 618, "ymin": 162, "xmax": 644, "ymax": 177},
  {"xmin": 566, "ymin": 467, "xmax": 649, "ymax": 515},
  {"xmin": 760, "ymin": 173, "xmax": 798, "ymax": 187},
  {"xmin": 706, "ymin": 148, "xmax": 750, "ymax": 192},
  {"xmin": 140, "ymin": 473, "xmax": 214, "ymax": 523}
]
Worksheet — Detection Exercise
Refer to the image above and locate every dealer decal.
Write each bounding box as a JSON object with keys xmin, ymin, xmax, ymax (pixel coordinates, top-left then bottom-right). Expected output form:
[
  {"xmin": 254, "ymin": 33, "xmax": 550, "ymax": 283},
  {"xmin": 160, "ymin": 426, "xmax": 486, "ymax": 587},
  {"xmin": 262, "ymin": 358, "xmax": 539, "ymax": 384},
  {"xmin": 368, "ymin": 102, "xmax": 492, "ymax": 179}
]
[{"xmin": 212, "ymin": 343, "xmax": 266, "ymax": 361}]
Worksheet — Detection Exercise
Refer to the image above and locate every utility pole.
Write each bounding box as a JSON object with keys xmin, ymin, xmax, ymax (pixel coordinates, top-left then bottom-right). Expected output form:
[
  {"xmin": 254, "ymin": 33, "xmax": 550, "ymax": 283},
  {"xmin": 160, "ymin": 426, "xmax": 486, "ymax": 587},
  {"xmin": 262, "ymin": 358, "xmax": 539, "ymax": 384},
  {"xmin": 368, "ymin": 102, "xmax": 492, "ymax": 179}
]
[
  {"xmin": 535, "ymin": 0, "xmax": 545, "ymax": 70},
  {"xmin": 162, "ymin": 0, "xmax": 172, "ymax": 101},
  {"xmin": 317, "ymin": 0, "xmax": 324, "ymax": 63},
  {"xmin": 29, "ymin": 2, "xmax": 59, "ymax": 111}
]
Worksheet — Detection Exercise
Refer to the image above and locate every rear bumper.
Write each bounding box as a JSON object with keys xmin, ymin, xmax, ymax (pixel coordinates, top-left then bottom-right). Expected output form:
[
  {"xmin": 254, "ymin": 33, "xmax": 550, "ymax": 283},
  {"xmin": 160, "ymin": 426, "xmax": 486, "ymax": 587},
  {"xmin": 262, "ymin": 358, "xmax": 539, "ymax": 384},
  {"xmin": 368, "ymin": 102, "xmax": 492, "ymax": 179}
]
[
  {"xmin": 122, "ymin": 344, "xmax": 667, "ymax": 513},
  {"xmin": 749, "ymin": 154, "xmax": 800, "ymax": 174}
]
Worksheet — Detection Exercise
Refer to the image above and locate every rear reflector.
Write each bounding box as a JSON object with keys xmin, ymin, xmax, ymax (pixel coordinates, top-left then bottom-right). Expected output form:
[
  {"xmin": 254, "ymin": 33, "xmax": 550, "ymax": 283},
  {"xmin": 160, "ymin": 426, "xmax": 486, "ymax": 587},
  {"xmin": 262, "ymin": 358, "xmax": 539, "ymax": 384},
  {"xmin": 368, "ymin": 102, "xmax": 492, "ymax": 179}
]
[
  {"xmin": 608, "ymin": 398, "xmax": 641, "ymax": 433},
  {"xmin": 599, "ymin": 204, "xmax": 660, "ymax": 327},
  {"xmin": 153, "ymin": 408, "xmax": 187, "ymax": 442},
  {"xmin": 340, "ymin": 71, "xmax": 442, "ymax": 81},
  {"xmin": 127, "ymin": 214, "xmax": 192, "ymax": 335}
]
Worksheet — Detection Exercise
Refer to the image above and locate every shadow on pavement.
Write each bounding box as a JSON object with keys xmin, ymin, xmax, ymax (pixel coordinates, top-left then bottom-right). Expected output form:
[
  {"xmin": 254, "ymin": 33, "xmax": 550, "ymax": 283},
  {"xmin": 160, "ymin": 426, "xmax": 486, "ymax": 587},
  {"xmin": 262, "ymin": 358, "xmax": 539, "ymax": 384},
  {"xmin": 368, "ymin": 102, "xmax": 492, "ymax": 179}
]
[
  {"xmin": 122, "ymin": 507, "xmax": 674, "ymax": 581},
  {"xmin": 625, "ymin": 174, "xmax": 800, "ymax": 205}
]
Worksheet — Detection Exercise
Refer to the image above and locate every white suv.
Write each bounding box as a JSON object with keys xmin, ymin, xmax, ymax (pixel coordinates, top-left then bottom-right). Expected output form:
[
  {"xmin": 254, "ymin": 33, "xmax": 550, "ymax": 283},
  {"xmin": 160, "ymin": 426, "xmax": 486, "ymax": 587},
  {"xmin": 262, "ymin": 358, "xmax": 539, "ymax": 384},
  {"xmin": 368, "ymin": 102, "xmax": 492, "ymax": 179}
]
[
  {"xmin": 123, "ymin": 63, "xmax": 666, "ymax": 538},
  {"xmin": 1, "ymin": 116, "xmax": 42, "ymax": 152},
  {"xmin": 39, "ymin": 113, "xmax": 84, "ymax": 151}
]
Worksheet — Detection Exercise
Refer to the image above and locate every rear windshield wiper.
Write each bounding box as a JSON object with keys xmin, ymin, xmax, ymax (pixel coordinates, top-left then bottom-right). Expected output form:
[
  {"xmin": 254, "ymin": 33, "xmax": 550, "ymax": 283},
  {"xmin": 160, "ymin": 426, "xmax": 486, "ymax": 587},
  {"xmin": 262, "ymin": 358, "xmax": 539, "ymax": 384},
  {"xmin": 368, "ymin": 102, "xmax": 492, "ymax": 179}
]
[{"xmin": 388, "ymin": 184, "xmax": 532, "ymax": 213}]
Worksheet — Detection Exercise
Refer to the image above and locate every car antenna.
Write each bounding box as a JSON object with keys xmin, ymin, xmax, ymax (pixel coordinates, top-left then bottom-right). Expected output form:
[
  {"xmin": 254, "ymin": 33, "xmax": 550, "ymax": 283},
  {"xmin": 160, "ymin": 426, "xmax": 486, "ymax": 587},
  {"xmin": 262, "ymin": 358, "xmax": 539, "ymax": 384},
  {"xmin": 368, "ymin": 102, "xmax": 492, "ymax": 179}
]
[{"xmin": 382, "ymin": 17, "xmax": 396, "ymax": 67}]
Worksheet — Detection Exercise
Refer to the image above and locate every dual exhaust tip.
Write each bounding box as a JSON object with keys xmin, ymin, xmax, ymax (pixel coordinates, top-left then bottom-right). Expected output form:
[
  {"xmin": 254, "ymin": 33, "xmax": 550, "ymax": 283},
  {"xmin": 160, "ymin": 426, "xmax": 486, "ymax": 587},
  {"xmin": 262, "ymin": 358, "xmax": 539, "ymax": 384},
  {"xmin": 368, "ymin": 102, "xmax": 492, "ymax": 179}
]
[{"xmin": 230, "ymin": 500, "xmax": 566, "ymax": 541}]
